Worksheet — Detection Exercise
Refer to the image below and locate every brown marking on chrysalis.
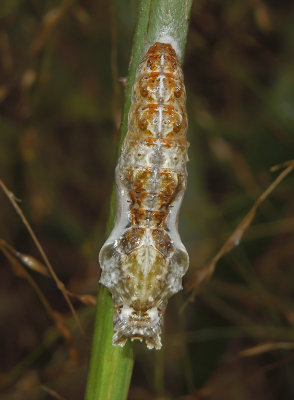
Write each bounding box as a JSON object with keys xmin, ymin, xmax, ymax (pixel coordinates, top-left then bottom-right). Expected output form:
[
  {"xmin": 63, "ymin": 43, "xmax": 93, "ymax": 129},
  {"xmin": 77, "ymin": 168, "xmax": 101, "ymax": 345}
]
[{"xmin": 119, "ymin": 228, "xmax": 145, "ymax": 254}]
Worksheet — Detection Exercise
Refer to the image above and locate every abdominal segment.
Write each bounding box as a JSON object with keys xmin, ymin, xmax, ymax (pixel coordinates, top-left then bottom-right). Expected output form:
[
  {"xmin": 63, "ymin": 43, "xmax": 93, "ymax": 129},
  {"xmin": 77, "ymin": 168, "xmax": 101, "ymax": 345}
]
[{"xmin": 99, "ymin": 42, "xmax": 189, "ymax": 350}]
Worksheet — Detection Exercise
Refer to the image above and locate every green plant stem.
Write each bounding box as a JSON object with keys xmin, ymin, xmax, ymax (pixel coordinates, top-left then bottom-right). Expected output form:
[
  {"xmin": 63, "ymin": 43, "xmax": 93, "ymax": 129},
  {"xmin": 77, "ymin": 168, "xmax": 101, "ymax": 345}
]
[{"xmin": 84, "ymin": 1, "xmax": 193, "ymax": 399}]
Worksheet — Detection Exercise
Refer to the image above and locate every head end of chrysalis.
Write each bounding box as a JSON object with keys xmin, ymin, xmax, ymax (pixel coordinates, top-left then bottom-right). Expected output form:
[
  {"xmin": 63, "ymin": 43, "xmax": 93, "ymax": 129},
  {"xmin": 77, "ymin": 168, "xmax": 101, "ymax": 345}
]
[{"xmin": 112, "ymin": 303, "xmax": 164, "ymax": 350}]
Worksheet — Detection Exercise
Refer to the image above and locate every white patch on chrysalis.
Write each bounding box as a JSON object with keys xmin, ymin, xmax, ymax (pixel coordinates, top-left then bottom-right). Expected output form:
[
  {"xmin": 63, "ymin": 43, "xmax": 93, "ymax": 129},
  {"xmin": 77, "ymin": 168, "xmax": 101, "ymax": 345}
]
[{"xmin": 155, "ymin": 34, "xmax": 181, "ymax": 59}]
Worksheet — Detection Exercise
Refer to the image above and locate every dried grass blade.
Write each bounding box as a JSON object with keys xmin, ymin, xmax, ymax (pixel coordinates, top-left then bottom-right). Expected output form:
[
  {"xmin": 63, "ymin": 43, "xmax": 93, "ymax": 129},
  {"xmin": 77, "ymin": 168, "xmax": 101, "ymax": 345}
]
[
  {"xmin": 238, "ymin": 342, "xmax": 294, "ymax": 358},
  {"xmin": 0, "ymin": 179, "xmax": 84, "ymax": 335},
  {"xmin": 184, "ymin": 161, "xmax": 294, "ymax": 306}
]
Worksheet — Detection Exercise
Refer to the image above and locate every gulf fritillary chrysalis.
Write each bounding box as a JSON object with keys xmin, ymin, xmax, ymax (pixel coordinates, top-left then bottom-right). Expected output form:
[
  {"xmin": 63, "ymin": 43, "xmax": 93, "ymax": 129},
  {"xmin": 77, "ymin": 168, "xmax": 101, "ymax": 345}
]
[{"xmin": 99, "ymin": 42, "xmax": 189, "ymax": 350}]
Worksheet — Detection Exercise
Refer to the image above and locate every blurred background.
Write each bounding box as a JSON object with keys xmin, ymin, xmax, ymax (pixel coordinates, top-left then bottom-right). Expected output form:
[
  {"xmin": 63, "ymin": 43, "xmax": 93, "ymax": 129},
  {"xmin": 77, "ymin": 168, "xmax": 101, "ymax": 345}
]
[{"xmin": 1, "ymin": 0, "xmax": 294, "ymax": 399}]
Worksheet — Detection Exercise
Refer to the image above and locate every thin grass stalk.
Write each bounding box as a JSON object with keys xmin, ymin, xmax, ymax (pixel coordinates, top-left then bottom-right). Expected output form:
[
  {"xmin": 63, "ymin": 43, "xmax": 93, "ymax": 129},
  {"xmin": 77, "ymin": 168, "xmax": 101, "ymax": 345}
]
[{"xmin": 84, "ymin": 1, "xmax": 193, "ymax": 399}]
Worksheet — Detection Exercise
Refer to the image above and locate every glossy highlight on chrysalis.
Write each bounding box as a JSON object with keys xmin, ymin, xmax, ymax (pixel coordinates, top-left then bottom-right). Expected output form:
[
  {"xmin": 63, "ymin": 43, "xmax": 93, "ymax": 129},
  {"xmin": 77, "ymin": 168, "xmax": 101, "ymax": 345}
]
[{"xmin": 99, "ymin": 42, "xmax": 189, "ymax": 350}]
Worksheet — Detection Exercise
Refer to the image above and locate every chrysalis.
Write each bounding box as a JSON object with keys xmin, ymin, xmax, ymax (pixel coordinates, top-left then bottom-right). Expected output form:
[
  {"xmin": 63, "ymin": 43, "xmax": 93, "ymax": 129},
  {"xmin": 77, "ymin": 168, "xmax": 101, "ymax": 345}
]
[{"xmin": 99, "ymin": 42, "xmax": 189, "ymax": 349}]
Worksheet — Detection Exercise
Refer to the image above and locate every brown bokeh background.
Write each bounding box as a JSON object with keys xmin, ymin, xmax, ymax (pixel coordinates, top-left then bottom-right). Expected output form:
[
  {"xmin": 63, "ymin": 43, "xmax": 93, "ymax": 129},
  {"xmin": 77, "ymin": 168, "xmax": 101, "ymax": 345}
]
[{"xmin": 1, "ymin": 1, "xmax": 294, "ymax": 399}]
